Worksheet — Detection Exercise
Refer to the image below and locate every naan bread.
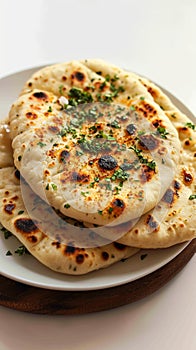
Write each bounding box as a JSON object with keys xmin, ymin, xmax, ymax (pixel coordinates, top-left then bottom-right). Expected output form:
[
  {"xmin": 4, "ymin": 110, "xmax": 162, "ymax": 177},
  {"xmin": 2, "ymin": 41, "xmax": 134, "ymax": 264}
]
[
  {"xmin": 115, "ymin": 81, "xmax": 196, "ymax": 248},
  {"xmin": 0, "ymin": 118, "xmax": 140, "ymax": 274},
  {"xmin": 9, "ymin": 60, "xmax": 180, "ymax": 228},
  {"xmin": 0, "ymin": 166, "xmax": 139, "ymax": 274},
  {"xmin": 79, "ymin": 60, "xmax": 195, "ymax": 248}
]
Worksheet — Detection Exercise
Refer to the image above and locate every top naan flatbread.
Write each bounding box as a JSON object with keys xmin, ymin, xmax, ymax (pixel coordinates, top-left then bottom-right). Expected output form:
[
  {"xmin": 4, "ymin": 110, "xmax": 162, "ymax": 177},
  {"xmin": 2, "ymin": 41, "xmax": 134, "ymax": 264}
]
[
  {"xmin": 9, "ymin": 60, "xmax": 180, "ymax": 228},
  {"xmin": 0, "ymin": 118, "xmax": 139, "ymax": 274}
]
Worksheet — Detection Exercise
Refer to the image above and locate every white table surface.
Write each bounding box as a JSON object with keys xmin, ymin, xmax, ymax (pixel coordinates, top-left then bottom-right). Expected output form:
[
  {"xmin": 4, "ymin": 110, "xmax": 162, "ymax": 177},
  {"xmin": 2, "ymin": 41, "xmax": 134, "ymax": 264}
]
[{"xmin": 0, "ymin": 0, "xmax": 195, "ymax": 349}]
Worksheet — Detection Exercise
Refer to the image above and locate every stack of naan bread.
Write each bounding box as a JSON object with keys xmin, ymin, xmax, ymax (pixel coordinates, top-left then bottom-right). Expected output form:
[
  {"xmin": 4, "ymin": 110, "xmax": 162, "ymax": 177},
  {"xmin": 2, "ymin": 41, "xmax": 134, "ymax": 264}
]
[{"xmin": 0, "ymin": 59, "xmax": 195, "ymax": 275}]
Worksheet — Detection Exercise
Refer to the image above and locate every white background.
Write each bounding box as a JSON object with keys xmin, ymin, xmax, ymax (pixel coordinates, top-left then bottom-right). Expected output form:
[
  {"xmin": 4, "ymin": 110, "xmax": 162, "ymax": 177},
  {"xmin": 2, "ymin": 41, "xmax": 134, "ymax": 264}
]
[{"xmin": 0, "ymin": 0, "xmax": 196, "ymax": 349}]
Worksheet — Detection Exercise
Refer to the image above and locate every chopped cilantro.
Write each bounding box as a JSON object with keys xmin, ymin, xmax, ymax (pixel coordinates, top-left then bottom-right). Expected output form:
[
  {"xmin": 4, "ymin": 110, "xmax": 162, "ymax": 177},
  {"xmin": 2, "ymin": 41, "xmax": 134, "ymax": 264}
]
[
  {"xmin": 6, "ymin": 250, "xmax": 12, "ymax": 256},
  {"xmin": 110, "ymin": 120, "xmax": 121, "ymax": 129},
  {"xmin": 51, "ymin": 183, "xmax": 57, "ymax": 190},
  {"xmin": 156, "ymin": 127, "xmax": 169, "ymax": 139},
  {"xmin": 68, "ymin": 87, "xmax": 93, "ymax": 106},
  {"xmin": 59, "ymin": 85, "xmax": 64, "ymax": 95},
  {"xmin": 111, "ymin": 168, "xmax": 129, "ymax": 182},
  {"xmin": 130, "ymin": 146, "xmax": 156, "ymax": 170},
  {"xmin": 185, "ymin": 122, "xmax": 195, "ymax": 130},
  {"xmin": 108, "ymin": 207, "xmax": 113, "ymax": 214},
  {"xmin": 18, "ymin": 210, "xmax": 24, "ymax": 215},
  {"xmin": 64, "ymin": 203, "xmax": 70, "ymax": 209},
  {"xmin": 37, "ymin": 141, "xmax": 46, "ymax": 148},
  {"xmin": 189, "ymin": 194, "xmax": 196, "ymax": 200},
  {"xmin": 48, "ymin": 106, "xmax": 52, "ymax": 112},
  {"xmin": 1, "ymin": 226, "xmax": 12, "ymax": 239},
  {"xmin": 130, "ymin": 105, "xmax": 136, "ymax": 111},
  {"xmin": 140, "ymin": 253, "xmax": 148, "ymax": 260},
  {"xmin": 15, "ymin": 245, "xmax": 29, "ymax": 256}
]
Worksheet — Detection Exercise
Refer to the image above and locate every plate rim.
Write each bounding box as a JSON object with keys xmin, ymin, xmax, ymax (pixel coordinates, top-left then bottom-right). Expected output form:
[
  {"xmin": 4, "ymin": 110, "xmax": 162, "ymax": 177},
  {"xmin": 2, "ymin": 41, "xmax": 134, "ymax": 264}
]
[{"xmin": 0, "ymin": 65, "xmax": 195, "ymax": 291}]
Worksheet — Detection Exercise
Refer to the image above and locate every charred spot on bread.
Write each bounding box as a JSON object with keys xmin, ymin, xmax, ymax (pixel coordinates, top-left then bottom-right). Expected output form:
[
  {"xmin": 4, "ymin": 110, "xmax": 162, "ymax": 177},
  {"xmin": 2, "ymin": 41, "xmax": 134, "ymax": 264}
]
[
  {"xmin": 113, "ymin": 242, "xmax": 126, "ymax": 250},
  {"xmin": 52, "ymin": 241, "xmax": 61, "ymax": 249},
  {"xmin": 14, "ymin": 169, "xmax": 20, "ymax": 180},
  {"xmin": 181, "ymin": 169, "xmax": 193, "ymax": 185},
  {"xmin": 59, "ymin": 150, "xmax": 70, "ymax": 163},
  {"xmin": 48, "ymin": 125, "xmax": 60, "ymax": 133},
  {"xmin": 140, "ymin": 165, "xmax": 155, "ymax": 183},
  {"xmin": 14, "ymin": 218, "xmax": 38, "ymax": 234},
  {"xmin": 4, "ymin": 203, "xmax": 15, "ymax": 215},
  {"xmin": 173, "ymin": 180, "xmax": 181, "ymax": 190},
  {"xmin": 26, "ymin": 112, "xmax": 38, "ymax": 119},
  {"xmin": 102, "ymin": 251, "xmax": 109, "ymax": 261},
  {"xmin": 126, "ymin": 123, "xmax": 137, "ymax": 135},
  {"xmin": 138, "ymin": 134, "xmax": 160, "ymax": 151},
  {"xmin": 64, "ymin": 245, "xmax": 76, "ymax": 255},
  {"xmin": 162, "ymin": 188, "xmax": 178, "ymax": 206},
  {"xmin": 147, "ymin": 86, "xmax": 158, "ymax": 99},
  {"xmin": 33, "ymin": 92, "xmax": 48, "ymax": 100},
  {"xmin": 70, "ymin": 171, "xmax": 90, "ymax": 183},
  {"xmin": 72, "ymin": 71, "xmax": 85, "ymax": 82},
  {"xmin": 98, "ymin": 155, "xmax": 118, "ymax": 170},
  {"xmin": 113, "ymin": 198, "xmax": 125, "ymax": 208},
  {"xmin": 76, "ymin": 254, "xmax": 84, "ymax": 264},
  {"xmin": 146, "ymin": 214, "xmax": 159, "ymax": 231}
]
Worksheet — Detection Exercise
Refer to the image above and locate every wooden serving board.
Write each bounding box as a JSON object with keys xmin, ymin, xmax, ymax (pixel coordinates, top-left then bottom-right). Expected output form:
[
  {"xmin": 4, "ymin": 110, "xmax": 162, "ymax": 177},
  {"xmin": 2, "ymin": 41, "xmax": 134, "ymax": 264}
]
[{"xmin": 0, "ymin": 239, "xmax": 195, "ymax": 315}]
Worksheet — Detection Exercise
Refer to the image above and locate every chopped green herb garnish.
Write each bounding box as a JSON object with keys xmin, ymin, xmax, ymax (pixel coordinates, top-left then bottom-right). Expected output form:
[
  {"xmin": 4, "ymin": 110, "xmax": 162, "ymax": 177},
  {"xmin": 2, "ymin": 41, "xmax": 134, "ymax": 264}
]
[
  {"xmin": 68, "ymin": 87, "xmax": 93, "ymax": 106},
  {"xmin": 99, "ymin": 81, "xmax": 106, "ymax": 91},
  {"xmin": 189, "ymin": 194, "xmax": 196, "ymax": 200},
  {"xmin": 76, "ymin": 150, "xmax": 84, "ymax": 156},
  {"xmin": 108, "ymin": 207, "xmax": 113, "ymax": 214},
  {"xmin": 59, "ymin": 85, "xmax": 64, "ymax": 95},
  {"xmin": 81, "ymin": 191, "xmax": 88, "ymax": 197},
  {"xmin": 51, "ymin": 183, "xmax": 57, "ymax": 190},
  {"xmin": 156, "ymin": 127, "xmax": 169, "ymax": 139},
  {"xmin": 185, "ymin": 122, "xmax": 195, "ymax": 130},
  {"xmin": 98, "ymin": 210, "xmax": 103, "ymax": 215},
  {"xmin": 114, "ymin": 186, "xmax": 121, "ymax": 195},
  {"xmin": 48, "ymin": 106, "xmax": 52, "ymax": 112},
  {"xmin": 130, "ymin": 146, "xmax": 156, "ymax": 170},
  {"xmin": 37, "ymin": 142, "xmax": 46, "ymax": 148},
  {"xmin": 110, "ymin": 120, "xmax": 121, "ymax": 129},
  {"xmin": 18, "ymin": 210, "xmax": 24, "ymax": 215},
  {"xmin": 140, "ymin": 96, "xmax": 145, "ymax": 100},
  {"xmin": 138, "ymin": 130, "xmax": 146, "ymax": 136},
  {"xmin": 45, "ymin": 183, "xmax": 49, "ymax": 190},
  {"xmin": 64, "ymin": 203, "xmax": 70, "ymax": 209},
  {"xmin": 6, "ymin": 250, "xmax": 12, "ymax": 256},
  {"xmin": 111, "ymin": 168, "xmax": 129, "ymax": 182},
  {"xmin": 140, "ymin": 253, "xmax": 148, "ymax": 260},
  {"xmin": 130, "ymin": 105, "xmax": 136, "ymax": 111},
  {"xmin": 111, "ymin": 74, "xmax": 119, "ymax": 82},
  {"xmin": 1, "ymin": 226, "xmax": 12, "ymax": 239},
  {"xmin": 15, "ymin": 245, "xmax": 29, "ymax": 256},
  {"xmin": 105, "ymin": 74, "xmax": 111, "ymax": 81},
  {"xmin": 60, "ymin": 128, "xmax": 67, "ymax": 137}
]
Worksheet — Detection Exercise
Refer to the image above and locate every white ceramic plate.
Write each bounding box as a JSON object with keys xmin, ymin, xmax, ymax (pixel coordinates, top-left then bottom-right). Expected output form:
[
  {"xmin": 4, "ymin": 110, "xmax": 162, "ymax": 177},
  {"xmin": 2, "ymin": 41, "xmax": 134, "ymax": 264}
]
[{"xmin": 0, "ymin": 67, "xmax": 194, "ymax": 291}]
